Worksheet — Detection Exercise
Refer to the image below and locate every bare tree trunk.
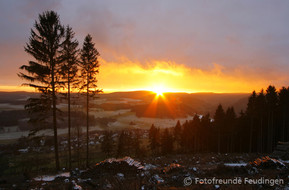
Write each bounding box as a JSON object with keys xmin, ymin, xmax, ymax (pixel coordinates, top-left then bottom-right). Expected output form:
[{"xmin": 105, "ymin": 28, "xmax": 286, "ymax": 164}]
[
  {"xmin": 77, "ymin": 123, "xmax": 80, "ymax": 168},
  {"xmin": 249, "ymin": 119, "xmax": 253, "ymax": 153},
  {"xmin": 260, "ymin": 118, "xmax": 263, "ymax": 153},
  {"xmin": 68, "ymin": 80, "xmax": 71, "ymax": 170},
  {"xmin": 282, "ymin": 114, "xmax": 285, "ymax": 141},
  {"xmin": 218, "ymin": 130, "xmax": 220, "ymax": 153},
  {"xmin": 52, "ymin": 63, "xmax": 60, "ymax": 171},
  {"xmin": 86, "ymin": 81, "xmax": 89, "ymax": 168},
  {"xmin": 267, "ymin": 112, "xmax": 272, "ymax": 152}
]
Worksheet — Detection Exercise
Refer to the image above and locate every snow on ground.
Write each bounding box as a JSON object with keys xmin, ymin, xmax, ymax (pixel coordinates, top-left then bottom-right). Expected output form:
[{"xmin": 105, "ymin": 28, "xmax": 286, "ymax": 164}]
[
  {"xmin": 116, "ymin": 114, "xmax": 195, "ymax": 129},
  {"xmin": 34, "ymin": 172, "xmax": 70, "ymax": 182},
  {"xmin": 122, "ymin": 98, "xmax": 142, "ymax": 102},
  {"xmin": 0, "ymin": 125, "xmax": 103, "ymax": 140},
  {"xmin": 224, "ymin": 163, "xmax": 247, "ymax": 167},
  {"xmin": 281, "ymin": 160, "xmax": 289, "ymax": 164},
  {"xmin": 93, "ymin": 98, "xmax": 142, "ymax": 105},
  {"xmin": 0, "ymin": 103, "xmax": 24, "ymax": 111},
  {"xmin": 0, "ymin": 131, "xmax": 30, "ymax": 140},
  {"xmin": 91, "ymin": 109, "xmax": 131, "ymax": 118}
]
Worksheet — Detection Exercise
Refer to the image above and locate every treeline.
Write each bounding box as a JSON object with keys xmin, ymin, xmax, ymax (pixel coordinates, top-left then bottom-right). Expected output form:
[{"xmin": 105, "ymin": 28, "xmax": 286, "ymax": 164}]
[
  {"xmin": 100, "ymin": 130, "xmax": 146, "ymax": 158},
  {"xmin": 100, "ymin": 85, "xmax": 289, "ymax": 156}
]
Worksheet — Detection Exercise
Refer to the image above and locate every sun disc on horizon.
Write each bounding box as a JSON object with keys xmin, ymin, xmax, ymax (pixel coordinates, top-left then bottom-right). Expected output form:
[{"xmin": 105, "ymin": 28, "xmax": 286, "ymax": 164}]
[{"xmin": 152, "ymin": 85, "xmax": 167, "ymax": 96}]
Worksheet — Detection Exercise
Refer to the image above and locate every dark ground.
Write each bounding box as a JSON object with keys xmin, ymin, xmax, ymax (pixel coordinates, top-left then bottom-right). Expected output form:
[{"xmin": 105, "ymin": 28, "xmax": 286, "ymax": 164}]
[{"xmin": 1, "ymin": 153, "xmax": 288, "ymax": 190}]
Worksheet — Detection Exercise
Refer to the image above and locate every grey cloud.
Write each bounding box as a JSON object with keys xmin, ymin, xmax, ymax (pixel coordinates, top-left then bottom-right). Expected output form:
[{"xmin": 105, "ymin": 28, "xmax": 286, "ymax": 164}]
[{"xmin": 1, "ymin": 0, "xmax": 289, "ymax": 87}]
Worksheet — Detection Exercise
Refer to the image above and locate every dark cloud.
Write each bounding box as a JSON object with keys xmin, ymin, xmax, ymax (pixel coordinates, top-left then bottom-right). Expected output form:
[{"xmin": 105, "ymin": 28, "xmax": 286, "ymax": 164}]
[{"xmin": 1, "ymin": 0, "xmax": 289, "ymax": 90}]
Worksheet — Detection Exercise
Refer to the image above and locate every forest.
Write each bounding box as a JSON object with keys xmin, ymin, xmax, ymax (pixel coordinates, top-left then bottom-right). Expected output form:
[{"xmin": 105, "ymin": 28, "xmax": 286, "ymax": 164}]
[{"xmin": 99, "ymin": 85, "xmax": 289, "ymax": 158}]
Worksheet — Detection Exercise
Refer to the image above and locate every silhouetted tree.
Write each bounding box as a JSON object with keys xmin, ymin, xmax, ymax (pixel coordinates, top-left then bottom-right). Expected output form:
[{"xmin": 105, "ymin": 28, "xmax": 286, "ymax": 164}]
[
  {"xmin": 101, "ymin": 131, "xmax": 114, "ymax": 157},
  {"xmin": 116, "ymin": 130, "xmax": 133, "ymax": 157},
  {"xmin": 246, "ymin": 91, "xmax": 257, "ymax": 152},
  {"xmin": 79, "ymin": 34, "xmax": 102, "ymax": 167},
  {"xmin": 161, "ymin": 128, "xmax": 174, "ymax": 155},
  {"xmin": 131, "ymin": 129, "xmax": 143, "ymax": 157},
  {"xmin": 191, "ymin": 115, "xmax": 201, "ymax": 152},
  {"xmin": 278, "ymin": 87, "xmax": 289, "ymax": 141},
  {"xmin": 18, "ymin": 11, "xmax": 65, "ymax": 170},
  {"xmin": 225, "ymin": 107, "xmax": 236, "ymax": 152},
  {"xmin": 255, "ymin": 89, "xmax": 266, "ymax": 152},
  {"xmin": 149, "ymin": 124, "xmax": 160, "ymax": 155},
  {"xmin": 265, "ymin": 85, "xmax": 278, "ymax": 152},
  {"xmin": 174, "ymin": 120, "xmax": 182, "ymax": 151},
  {"xmin": 59, "ymin": 25, "xmax": 79, "ymax": 170},
  {"xmin": 236, "ymin": 110, "xmax": 248, "ymax": 152},
  {"xmin": 181, "ymin": 120, "xmax": 191, "ymax": 152},
  {"xmin": 214, "ymin": 104, "xmax": 225, "ymax": 153},
  {"xmin": 200, "ymin": 113, "xmax": 211, "ymax": 151}
]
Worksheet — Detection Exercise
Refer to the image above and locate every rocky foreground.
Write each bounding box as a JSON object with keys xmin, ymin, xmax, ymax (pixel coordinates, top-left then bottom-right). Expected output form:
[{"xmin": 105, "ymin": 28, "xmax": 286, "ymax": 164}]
[{"xmin": 2, "ymin": 153, "xmax": 289, "ymax": 190}]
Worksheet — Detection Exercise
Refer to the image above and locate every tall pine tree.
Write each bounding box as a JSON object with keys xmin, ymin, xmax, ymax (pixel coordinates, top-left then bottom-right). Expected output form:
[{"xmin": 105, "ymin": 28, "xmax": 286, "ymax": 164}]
[
  {"xmin": 18, "ymin": 11, "xmax": 65, "ymax": 170},
  {"xmin": 59, "ymin": 25, "xmax": 79, "ymax": 170},
  {"xmin": 79, "ymin": 34, "xmax": 102, "ymax": 167}
]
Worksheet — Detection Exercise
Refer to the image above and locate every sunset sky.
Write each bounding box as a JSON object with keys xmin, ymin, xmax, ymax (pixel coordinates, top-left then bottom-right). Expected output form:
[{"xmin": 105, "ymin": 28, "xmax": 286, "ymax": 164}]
[{"xmin": 1, "ymin": 0, "xmax": 289, "ymax": 93}]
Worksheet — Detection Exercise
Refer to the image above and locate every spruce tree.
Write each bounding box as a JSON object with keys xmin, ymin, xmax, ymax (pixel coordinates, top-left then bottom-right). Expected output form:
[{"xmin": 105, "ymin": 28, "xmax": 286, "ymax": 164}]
[
  {"xmin": 101, "ymin": 131, "xmax": 114, "ymax": 157},
  {"xmin": 18, "ymin": 11, "xmax": 65, "ymax": 170},
  {"xmin": 59, "ymin": 25, "xmax": 79, "ymax": 170},
  {"xmin": 214, "ymin": 104, "xmax": 225, "ymax": 153},
  {"xmin": 79, "ymin": 34, "xmax": 102, "ymax": 167}
]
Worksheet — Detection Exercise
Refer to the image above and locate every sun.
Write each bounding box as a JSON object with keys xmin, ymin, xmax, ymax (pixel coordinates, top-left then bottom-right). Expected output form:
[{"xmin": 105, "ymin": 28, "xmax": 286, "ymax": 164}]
[
  {"xmin": 155, "ymin": 89, "xmax": 164, "ymax": 96},
  {"xmin": 152, "ymin": 85, "xmax": 167, "ymax": 96}
]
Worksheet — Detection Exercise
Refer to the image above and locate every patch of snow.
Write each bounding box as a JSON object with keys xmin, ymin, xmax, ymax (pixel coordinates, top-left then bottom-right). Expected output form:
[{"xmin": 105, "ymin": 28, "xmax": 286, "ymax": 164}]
[
  {"xmin": 34, "ymin": 176, "xmax": 56, "ymax": 182},
  {"xmin": 18, "ymin": 148, "xmax": 29, "ymax": 153},
  {"xmin": 0, "ymin": 103, "xmax": 24, "ymax": 110},
  {"xmin": 60, "ymin": 140, "xmax": 68, "ymax": 145},
  {"xmin": 59, "ymin": 172, "xmax": 70, "ymax": 178},
  {"xmin": 283, "ymin": 160, "xmax": 289, "ymax": 164},
  {"xmin": 34, "ymin": 172, "xmax": 70, "ymax": 182},
  {"xmin": 73, "ymin": 183, "xmax": 82, "ymax": 190},
  {"xmin": 224, "ymin": 163, "xmax": 247, "ymax": 167},
  {"xmin": 117, "ymin": 173, "xmax": 124, "ymax": 179},
  {"xmin": 96, "ymin": 156, "xmax": 144, "ymax": 170},
  {"xmin": 153, "ymin": 174, "xmax": 164, "ymax": 184},
  {"xmin": 144, "ymin": 164, "xmax": 157, "ymax": 170}
]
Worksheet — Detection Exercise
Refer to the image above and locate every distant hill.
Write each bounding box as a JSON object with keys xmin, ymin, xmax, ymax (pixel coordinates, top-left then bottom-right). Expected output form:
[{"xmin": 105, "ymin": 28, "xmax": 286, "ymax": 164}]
[
  {"xmin": 0, "ymin": 91, "xmax": 250, "ymax": 118},
  {"xmin": 99, "ymin": 91, "xmax": 250, "ymax": 117},
  {"xmin": 0, "ymin": 91, "xmax": 38, "ymax": 105}
]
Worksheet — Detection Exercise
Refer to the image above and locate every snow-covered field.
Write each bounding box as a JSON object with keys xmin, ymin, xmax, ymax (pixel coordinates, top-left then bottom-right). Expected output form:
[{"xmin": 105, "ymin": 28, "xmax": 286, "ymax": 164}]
[
  {"xmin": 0, "ymin": 103, "xmax": 24, "ymax": 111},
  {"xmin": 90, "ymin": 109, "xmax": 131, "ymax": 118},
  {"xmin": 0, "ymin": 98, "xmax": 195, "ymax": 140},
  {"xmin": 0, "ymin": 125, "xmax": 104, "ymax": 140}
]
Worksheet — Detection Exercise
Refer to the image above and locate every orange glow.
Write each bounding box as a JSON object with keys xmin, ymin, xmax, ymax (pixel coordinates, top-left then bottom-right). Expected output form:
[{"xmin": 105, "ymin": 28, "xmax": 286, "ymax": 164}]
[
  {"xmin": 97, "ymin": 57, "xmax": 275, "ymax": 93},
  {"xmin": 144, "ymin": 92, "xmax": 176, "ymax": 118},
  {"xmin": 4, "ymin": 57, "xmax": 283, "ymax": 93},
  {"xmin": 0, "ymin": 85, "xmax": 35, "ymax": 92}
]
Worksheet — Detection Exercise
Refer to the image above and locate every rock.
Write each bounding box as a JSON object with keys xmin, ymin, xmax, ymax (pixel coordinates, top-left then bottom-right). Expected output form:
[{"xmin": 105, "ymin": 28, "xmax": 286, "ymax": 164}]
[
  {"xmin": 272, "ymin": 141, "xmax": 289, "ymax": 159},
  {"xmin": 163, "ymin": 163, "xmax": 182, "ymax": 173},
  {"xmin": 117, "ymin": 173, "xmax": 124, "ymax": 180},
  {"xmin": 152, "ymin": 174, "xmax": 164, "ymax": 184},
  {"xmin": 144, "ymin": 164, "xmax": 157, "ymax": 170},
  {"xmin": 249, "ymin": 156, "xmax": 286, "ymax": 169}
]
